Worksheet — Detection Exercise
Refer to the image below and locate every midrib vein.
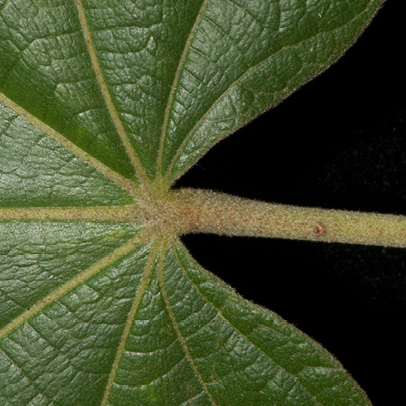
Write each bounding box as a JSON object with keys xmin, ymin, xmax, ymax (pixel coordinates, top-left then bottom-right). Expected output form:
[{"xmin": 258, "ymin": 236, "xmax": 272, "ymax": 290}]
[
  {"xmin": 0, "ymin": 234, "xmax": 143, "ymax": 340},
  {"xmin": 100, "ymin": 240, "xmax": 161, "ymax": 406},
  {"xmin": 158, "ymin": 248, "xmax": 217, "ymax": 406},
  {"xmin": 0, "ymin": 92, "xmax": 136, "ymax": 196},
  {"xmin": 156, "ymin": 0, "xmax": 210, "ymax": 181},
  {"xmin": 0, "ymin": 205, "xmax": 141, "ymax": 222},
  {"xmin": 74, "ymin": 0, "xmax": 150, "ymax": 186}
]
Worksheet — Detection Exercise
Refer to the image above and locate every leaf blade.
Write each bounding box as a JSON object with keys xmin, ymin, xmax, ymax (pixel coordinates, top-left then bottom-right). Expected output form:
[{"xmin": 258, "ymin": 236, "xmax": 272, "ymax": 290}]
[
  {"xmin": 157, "ymin": 246, "xmax": 217, "ymax": 406},
  {"xmin": 0, "ymin": 243, "xmax": 150, "ymax": 406},
  {"xmin": 103, "ymin": 244, "xmax": 216, "ymax": 406},
  {"xmin": 157, "ymin": 0, "xmax": 211, "ymax": 181},
  {"xmin": 159, "ymin": 0, "xmax": 384, "ymax": 183},
  {"xmin": 167, "ymin": 242, "xmax": 371, "ymax": 406},
  {"xmin": 0, "ymin": 1, "xmax": 387, "ymax": 405},
  {"xmin": 98, "ymin": 241, "xmax": 371, "ymax": 405},
  {"xmin": 79, "ymin": 0, "xmax": 208, "ymax": 179},
  {"xmin": 0, "ymin": 222, "xmax": 141, "ymax": 333},
  {"xmin": 0, "ymin": 0, "xmax": 136, "ymax": 179},
  {"xmin": 0, "ymin": 99, "xmax": 135, "ymax": 205},
  {"xmin": 74, "ymin": 0, "xmax": 150, "ymax": 185}
]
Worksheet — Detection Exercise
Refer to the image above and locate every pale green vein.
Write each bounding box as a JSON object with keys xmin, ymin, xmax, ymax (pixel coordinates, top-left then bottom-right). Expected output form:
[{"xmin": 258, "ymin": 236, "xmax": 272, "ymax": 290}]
[
  {"xmin": 0, "ymin": 234, "xmax": 143, "ymax": 340},
  {"xmin": 156, "ymin": 0, "xmax": 210, "ymax": 186},
  {"xmin": 0, "ymin": 205, "xmax": 142, "ymax": 223},
  {"xmin": 173, "ymin": 242, "xmax": 326, "ymax": 406},
  {"xmin": 100, "ymin": 239, "xmax": 162, "ymax": 406},
  {"xmin": 74, "ymin": 0, "xmax": 151, "ymax": 187},
  {"xmin": 0, "ymin": 92, "xmax": 137, "ymax": 196},
  {"xmin": 164, "ymin": 7, "xmax": 371, "ymax": 183},
  {"xmin": 158, "ymin": 246, "xmax": 218, "ymax": 406}
]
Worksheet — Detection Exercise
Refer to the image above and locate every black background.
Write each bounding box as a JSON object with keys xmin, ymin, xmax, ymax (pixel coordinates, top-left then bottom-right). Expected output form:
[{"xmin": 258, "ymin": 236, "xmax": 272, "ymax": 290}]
[{"xmin": 175, "ymin": 1, "xmax": 405, "ymax": 405}]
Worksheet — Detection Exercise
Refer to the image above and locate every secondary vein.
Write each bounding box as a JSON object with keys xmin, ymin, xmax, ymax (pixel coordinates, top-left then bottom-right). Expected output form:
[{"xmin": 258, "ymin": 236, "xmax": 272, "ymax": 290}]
[
  {"xmin": 100, "ymin": 240, "xmax": 161, "ymax": 406},
  {"xmin": 155, "ymin": 0, "xmax": 210, "ymax": 185},
  {"xmin": 74, "ymin": 0, "xmax": 151, "ymax": 186},
  {"xmin": 164, "ymin": 8, "xmax": 370, "ymax": 183},
  {"xmin": 0, "ymin": 234, "xmax": 143, "ymax": 340},
  {"xmin": 0, "ymin": 92, "xmax": 137, "ymax": 196},
  {"xmin": 158, "ymin": 246, "xmax": 218, "ymax": 406},
  {"xmin": 174, "ymin": 243, "xmax": 326, "ymax": 406},
  {"xmin": 0, "ymin": 205, "xmax": 141, "ymax": 223}
]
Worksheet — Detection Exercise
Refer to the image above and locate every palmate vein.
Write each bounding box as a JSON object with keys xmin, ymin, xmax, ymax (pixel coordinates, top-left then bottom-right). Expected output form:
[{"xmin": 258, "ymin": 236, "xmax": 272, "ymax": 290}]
[
  {"xmin": 100, "ymin": 239, "xmax": 162, "ymax": 406},
  {"xmin": 74, "ymin": 0, "xmax": 151, "ymax": 187},
  {"xmin": 163, "ymin": 5, "xmax": 370, "ymax": 183},
  {"xmin": 156, "ymin": 0, "xmax": 210, "ymax": 183},
  {"xmin": 158, "ymin": 245, "xmax": 218, "ymax": 406},
  {"xmin": 173, "ymin": 243, "xmax": 326, "ymax": 406},
  {"xmin": 0, "ymin": 92, "xmax": 136, "ymax": 196},
  {"xmin": 0, "ymin": 205, "xmax": 141, "ymax": 222},
  {"xmin": 0, "ymin": 234, "xmax": 143, "ymax": 340}
]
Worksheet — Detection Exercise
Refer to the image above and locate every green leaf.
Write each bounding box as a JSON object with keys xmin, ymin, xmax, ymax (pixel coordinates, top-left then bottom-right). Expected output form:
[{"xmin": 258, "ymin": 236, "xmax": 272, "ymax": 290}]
[{"xmin": 0, "ymin": 1, "xmax": 384, "ymax": 405}]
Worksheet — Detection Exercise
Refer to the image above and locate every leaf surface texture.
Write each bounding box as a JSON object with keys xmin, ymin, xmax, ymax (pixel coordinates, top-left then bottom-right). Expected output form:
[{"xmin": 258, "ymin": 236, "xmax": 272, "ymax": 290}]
[{"xmin": 0, "ymin": 0, "xmax": 383, "ymax": 405}]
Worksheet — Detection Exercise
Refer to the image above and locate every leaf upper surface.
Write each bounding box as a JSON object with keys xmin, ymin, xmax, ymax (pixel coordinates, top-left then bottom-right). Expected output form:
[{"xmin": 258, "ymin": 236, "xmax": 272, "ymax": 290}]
[
  {"xmin": 0, "ymin": 0, "xmax": 384, "ymax": 405},
  {"xmin": 0, "ymin": 0, "xmax": 136, "ymax": 179},
  {"xmin": 158, "ymin": 0, "xmax": 383, "ymax": 183},
  {"xmin": 0, "ymin": 243, "xmax": 150, "ymax": 406},
  {"xmin": 0, "ymin": 103, "xmax": 133, "ymax": 207}
]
